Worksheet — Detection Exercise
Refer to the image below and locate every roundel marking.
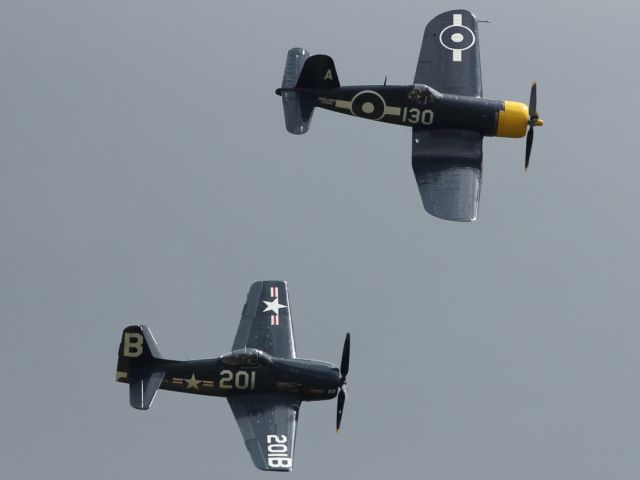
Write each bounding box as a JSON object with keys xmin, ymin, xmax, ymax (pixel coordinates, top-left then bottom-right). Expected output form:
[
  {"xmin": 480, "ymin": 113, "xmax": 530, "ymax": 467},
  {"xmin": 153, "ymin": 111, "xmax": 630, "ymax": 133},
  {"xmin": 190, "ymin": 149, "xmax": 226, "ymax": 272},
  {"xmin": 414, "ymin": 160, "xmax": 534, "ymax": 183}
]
[
  {"xmin": 439, "ymin": 24, "xmax": 476, "ymax": 60},
  {"xmin": 350, "ymin": 90, "xmax": 386, "ymax": 121}
]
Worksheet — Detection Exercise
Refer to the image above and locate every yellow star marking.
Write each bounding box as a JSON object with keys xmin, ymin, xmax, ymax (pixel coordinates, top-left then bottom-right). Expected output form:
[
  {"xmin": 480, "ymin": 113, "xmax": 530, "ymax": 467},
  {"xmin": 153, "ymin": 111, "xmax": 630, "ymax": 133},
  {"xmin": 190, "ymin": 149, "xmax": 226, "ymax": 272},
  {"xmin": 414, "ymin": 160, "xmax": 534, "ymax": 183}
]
[{"xmin": 184, "ymin": 373, "xmax": 202, "ymax": 391}]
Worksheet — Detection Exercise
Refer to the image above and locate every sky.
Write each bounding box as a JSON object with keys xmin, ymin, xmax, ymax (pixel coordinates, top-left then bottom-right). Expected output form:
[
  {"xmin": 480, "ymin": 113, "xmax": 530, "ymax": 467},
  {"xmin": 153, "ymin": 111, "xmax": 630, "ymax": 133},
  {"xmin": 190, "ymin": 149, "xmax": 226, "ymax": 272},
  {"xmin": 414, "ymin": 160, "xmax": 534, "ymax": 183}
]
[{"xmin": 1, "ymin": 1, "xmax": 640, "ymax": 478}]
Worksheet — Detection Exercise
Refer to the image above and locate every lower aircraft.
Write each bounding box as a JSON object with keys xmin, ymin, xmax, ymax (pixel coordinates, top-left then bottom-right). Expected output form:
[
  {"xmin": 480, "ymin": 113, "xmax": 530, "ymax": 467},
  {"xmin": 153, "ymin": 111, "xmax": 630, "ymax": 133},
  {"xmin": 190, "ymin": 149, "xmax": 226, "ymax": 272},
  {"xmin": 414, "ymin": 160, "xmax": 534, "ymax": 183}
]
[
  {"xmin": 115, "ymin": 280, "xmax": 350, "ymax": 472},
  {"xmin": 276, "ymin": 9, "xmax": 544, "ymax": 222}
]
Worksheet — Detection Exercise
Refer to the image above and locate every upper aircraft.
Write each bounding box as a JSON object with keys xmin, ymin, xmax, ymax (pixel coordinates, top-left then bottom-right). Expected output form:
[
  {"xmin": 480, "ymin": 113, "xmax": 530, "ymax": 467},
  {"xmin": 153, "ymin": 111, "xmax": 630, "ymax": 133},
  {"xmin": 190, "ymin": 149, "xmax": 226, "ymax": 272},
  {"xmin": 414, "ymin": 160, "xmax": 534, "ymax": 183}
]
[
  {"xmin": 115, "ymin": 280, "xmax": 350, "ymax": 472},
  {"xmin": 276, "ymin": 9, "xmax": 543, "ymax": 222}
]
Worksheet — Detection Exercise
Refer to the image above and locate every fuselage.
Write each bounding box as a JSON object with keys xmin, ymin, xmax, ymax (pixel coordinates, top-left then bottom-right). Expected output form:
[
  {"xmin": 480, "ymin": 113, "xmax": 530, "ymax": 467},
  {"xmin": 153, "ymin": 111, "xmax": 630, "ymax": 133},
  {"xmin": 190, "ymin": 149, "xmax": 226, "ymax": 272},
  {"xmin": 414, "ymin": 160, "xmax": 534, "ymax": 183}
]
[
  {"xmin": 279, "ymin": 84, "xmax": 529, "ymax": 138},
  {"xmin": 149, "ymin": 349, "xmax": 340, "ymax": 402}
]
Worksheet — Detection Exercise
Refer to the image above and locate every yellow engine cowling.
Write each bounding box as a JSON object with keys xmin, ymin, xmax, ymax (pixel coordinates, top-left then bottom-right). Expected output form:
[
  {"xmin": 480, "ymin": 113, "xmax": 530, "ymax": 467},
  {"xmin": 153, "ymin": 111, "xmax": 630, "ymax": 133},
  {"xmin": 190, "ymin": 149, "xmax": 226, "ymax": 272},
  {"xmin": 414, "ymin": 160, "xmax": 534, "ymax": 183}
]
[{"xmin": 496, "ymin": 101, "xmax": 529, "ymax": 138}]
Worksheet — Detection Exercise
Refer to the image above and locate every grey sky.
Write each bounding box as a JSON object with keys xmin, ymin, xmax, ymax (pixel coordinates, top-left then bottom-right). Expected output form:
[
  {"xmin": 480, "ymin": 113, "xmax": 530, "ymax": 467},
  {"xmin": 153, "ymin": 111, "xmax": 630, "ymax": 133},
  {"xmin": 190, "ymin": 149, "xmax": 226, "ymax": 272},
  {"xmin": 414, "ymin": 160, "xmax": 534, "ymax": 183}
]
[{"xmin": 1, "ymin": 1, "xmax": 639, "ymax": 478}]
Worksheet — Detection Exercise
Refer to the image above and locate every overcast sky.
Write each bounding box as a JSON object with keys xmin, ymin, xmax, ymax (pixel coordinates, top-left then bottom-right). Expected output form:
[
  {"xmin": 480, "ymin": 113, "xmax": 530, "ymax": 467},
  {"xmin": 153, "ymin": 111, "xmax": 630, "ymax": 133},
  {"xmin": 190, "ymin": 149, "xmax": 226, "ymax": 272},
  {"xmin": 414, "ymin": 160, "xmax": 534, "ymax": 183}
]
[{"xmin": 1, "ymin": 1, "xmax": 640, "ymax": 479}]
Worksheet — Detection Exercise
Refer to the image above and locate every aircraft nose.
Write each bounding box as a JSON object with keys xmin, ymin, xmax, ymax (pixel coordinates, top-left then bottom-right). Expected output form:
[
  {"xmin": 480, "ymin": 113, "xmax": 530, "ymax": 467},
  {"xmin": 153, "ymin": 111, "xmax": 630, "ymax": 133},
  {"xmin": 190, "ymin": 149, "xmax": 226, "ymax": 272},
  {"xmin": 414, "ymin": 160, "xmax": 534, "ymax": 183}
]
[{"xmin": 496, "ymin": 101, "xmax": 529, "ymax": 138}]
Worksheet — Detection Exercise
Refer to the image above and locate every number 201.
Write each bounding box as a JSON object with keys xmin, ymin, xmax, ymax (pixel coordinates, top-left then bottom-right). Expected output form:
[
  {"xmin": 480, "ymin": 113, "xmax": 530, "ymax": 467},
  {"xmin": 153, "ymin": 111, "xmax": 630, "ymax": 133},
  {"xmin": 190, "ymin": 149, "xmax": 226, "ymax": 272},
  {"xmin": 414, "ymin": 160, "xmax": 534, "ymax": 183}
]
[
  {"xmin": 402, "ymin": 107, "xmax": 434, "ymax": 125},
  {"xmin": 220, "ymin": 370, "xmax": 256, "ymax": 390}
]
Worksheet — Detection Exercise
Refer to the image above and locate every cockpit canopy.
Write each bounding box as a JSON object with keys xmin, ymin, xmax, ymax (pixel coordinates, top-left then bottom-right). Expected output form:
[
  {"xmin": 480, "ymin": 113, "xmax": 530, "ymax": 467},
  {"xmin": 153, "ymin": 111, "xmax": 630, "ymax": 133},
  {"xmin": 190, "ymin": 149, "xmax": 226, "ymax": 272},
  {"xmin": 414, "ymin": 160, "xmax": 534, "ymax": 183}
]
[
  {"xmin": 407, "ymin": 84, "xmax": 442, "ymax": 106},
  {"xmin": 219, "ymin": 348, "xmax": 273, "ymax": 367}
]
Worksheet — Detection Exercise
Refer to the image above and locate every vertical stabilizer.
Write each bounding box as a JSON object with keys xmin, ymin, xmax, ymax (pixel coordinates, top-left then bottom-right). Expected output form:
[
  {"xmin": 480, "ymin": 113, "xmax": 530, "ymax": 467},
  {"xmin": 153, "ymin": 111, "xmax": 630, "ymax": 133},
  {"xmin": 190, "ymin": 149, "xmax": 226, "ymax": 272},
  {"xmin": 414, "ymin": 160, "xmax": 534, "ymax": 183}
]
[{"xmin": 294, "ymin": 54, "xmax": 340, "ymax": 90}]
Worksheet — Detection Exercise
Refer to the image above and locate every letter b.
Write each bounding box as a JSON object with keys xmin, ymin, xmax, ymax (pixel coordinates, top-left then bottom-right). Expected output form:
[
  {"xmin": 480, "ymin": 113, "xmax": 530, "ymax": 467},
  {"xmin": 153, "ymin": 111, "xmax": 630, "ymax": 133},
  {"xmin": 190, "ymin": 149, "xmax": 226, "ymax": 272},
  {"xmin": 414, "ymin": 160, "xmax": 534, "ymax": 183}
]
[
  {"xmin": 123, "ymin": 332, "xmax": 144, "ymax": 357},
  {"xmin": 268, "ymin": 457, "xmax": 292, "ymax": 469}
]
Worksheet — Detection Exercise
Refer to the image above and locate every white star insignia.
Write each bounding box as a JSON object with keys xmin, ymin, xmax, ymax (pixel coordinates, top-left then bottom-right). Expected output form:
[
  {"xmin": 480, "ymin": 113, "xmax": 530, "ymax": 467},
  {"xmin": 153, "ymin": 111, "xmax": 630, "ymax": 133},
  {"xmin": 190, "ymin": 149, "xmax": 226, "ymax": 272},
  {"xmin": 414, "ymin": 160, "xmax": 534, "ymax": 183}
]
[
  {"xmin": 263, "ymin": 298, "xmax": 287, "ymax": 314},
  {"xmin": 185, "ymin": 373, "xmax": 202, "ymax": 391}
]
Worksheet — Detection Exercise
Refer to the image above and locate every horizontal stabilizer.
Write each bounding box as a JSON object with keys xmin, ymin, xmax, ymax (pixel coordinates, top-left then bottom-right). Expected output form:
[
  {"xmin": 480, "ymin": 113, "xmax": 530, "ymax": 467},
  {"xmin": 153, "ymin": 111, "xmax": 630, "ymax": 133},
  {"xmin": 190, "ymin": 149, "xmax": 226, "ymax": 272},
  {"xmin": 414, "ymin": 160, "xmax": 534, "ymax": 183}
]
[
  {"xmin": 282, "ymin": 91, "xmax": 315, "ymax": 134},
  {"xmin": 282, "ymin": 48, "xmax": 310, "ymax": 89},
  {"xmin": 280, "ymin": 48, "xmax": 315, "ymax": 134},
  {"xmin": 129, "ymin": 370, "xmax": 165, "ymax": 410}
]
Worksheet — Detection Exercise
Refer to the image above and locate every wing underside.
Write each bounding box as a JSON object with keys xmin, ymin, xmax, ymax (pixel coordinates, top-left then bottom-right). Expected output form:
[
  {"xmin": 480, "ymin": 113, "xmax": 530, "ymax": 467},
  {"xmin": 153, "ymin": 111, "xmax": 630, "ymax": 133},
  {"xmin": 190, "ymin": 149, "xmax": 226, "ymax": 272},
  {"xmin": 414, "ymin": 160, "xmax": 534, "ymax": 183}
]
[
  {"xmin": 233, "ymin": 281, "xmax": 296, "ymax": 358},
  {"xmin": 228, "ymin": 393, "xmax": 300, "ymax": 471},
  {"xmin": 412, "ymin": 128, "xmax": 483, "ymax": 222},
  {"xmin": 414, "ymin": 9, "xmax": 482, "ymax": 97}
]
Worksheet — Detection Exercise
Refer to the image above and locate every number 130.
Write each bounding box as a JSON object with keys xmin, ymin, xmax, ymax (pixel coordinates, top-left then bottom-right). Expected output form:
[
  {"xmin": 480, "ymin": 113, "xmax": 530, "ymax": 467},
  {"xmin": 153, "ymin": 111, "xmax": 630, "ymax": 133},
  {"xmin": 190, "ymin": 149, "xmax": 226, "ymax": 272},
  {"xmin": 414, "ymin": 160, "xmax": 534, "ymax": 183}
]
[{"xmin": 402, "ymin": 107, "xmax": 434, "ymax": 125}]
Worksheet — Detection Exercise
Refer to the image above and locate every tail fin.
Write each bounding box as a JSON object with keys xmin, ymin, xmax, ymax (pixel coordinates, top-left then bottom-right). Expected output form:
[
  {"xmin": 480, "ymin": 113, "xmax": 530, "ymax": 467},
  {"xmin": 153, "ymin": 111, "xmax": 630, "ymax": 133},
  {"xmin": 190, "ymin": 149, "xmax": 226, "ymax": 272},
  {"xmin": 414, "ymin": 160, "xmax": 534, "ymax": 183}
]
[
  {"xmin": 279, "ymin": 48, "xmax": 315, "ymax": 134},
  {"xmin": 116, "ymin": 325, "xmax": 166, "ymax": 410},
  {"xmin": 295, "ymin": 54, "xmax": 340, "ymax": 89}
]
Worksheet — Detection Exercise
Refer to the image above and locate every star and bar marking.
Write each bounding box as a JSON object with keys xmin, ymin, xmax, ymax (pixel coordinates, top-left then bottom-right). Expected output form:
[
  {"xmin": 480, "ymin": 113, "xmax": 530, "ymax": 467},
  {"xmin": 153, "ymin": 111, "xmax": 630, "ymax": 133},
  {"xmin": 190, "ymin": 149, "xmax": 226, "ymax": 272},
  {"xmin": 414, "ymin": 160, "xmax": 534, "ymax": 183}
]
[
  {"xmin": 171, "ymin": 374, "xmax": 215, "ymax": 390},
  {"xmin": 185, "ymin": 374, "xmax": 202, "ymax": 390},
  {"xmin": 263, "ymin": 286, "xmax": 287, "ymax": 326}
]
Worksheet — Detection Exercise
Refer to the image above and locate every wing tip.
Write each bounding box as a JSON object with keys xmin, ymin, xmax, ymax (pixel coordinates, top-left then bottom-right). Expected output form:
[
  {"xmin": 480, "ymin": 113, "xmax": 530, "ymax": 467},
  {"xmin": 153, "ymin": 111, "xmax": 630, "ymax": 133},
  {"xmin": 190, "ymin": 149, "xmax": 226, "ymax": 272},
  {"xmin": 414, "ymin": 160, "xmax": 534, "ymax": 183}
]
[
  {"xmin": 256, "ymin": 465, "xmax": 293, "ymax": 473},
  {"xmin": 252, "ymin": 279, "xmax": 288, "ymax": 286},
  {"xmin": 434, "ymin": 9, "xmax": 477, "ymax": 19},
  {"xmin": 425, "ymin": 208, "xmax": 478, "ymax": 222},
  {"xmin": 419, "ymin": 190, "xmax": 480, "ymax": 222}
]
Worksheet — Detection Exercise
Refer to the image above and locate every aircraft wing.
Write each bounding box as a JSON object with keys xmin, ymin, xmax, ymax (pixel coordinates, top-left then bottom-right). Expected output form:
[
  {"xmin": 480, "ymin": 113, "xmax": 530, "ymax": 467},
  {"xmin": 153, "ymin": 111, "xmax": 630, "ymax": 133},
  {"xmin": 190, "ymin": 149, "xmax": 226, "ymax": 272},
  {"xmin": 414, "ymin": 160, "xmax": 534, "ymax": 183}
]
[
  {"xmin": 412, "ymin": 128, "xmax": 483, "ymax": 222},
  {"xmin": 233, "ymin": 281, "xmax": 296, "ymax": 358},
  {"xmin": 228, "ymin": 393, "xmax": 300, "ymax": 471},
  {"xmin": 414, "ymin": 9, "xmax": 482, "ymax": 97}
]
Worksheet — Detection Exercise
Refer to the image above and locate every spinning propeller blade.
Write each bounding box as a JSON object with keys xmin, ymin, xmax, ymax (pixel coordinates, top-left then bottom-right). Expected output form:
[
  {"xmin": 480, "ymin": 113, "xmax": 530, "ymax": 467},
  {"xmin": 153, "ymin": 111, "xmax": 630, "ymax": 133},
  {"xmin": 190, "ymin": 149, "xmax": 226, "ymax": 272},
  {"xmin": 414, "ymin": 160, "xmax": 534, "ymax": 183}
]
[
  {"xmin": 525, "ymin": 128, "xmax": 534, "ymax": 171},
  {"xmin": 336, "ymin": 332, "xmax": 350, "ymax": 432},
  {"xmin": 525, "ymin": 82, "xmax": 543, "ymax": 170},
  {"xmin": 529, "ymin": 81, "xmax": 537, "ymax": 119},
  {"xmin": 336, "ymin": 389, "xmax": 346, "ymax": 432},
  {"xmin": 340, "ymin": 332, "xmax": 350, "ymax": 377}
]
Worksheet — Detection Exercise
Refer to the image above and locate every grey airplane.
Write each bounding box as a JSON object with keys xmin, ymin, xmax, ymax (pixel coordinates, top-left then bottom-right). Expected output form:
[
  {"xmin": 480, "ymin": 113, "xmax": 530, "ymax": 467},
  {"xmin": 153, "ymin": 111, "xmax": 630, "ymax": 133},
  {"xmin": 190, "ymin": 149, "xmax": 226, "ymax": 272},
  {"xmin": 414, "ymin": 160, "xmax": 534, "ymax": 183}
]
[
  {"xmin": 276, "ymin": 9, "xmax": 543, "ymax": 222},
  {"xmin": 115, "ymin": 280, "xmax": 350, "ymax": 472}
]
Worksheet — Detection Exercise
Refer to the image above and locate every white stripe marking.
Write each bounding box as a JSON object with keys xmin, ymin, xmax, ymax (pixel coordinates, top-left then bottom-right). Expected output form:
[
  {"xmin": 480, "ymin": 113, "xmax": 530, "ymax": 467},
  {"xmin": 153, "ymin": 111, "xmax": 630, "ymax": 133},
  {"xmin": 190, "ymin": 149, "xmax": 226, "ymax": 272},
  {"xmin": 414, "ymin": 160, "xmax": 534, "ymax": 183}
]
[
  {"xmin": 384, "ymin": 106, "xmax": 401, "ymax": 116},
  {"xmin": 335, "ymin": 99, "xmax": 352, "ymax": 110},
  {"xmin": 453, "ymin": 14, "xmax": 462, "ymax": 26}
]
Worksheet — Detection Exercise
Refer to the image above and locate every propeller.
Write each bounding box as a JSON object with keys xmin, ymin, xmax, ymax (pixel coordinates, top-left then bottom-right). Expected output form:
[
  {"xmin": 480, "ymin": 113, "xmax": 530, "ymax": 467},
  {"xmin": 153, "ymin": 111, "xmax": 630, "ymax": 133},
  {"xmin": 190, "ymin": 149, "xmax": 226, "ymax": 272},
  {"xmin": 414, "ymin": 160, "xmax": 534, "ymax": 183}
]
[
  {"xmin": 525, "ymin": 81, "xmax": 544, "ymax": 170},
  {"xmin": 336, "ymin": 332, "xmax": 350, "ymax": 432}
]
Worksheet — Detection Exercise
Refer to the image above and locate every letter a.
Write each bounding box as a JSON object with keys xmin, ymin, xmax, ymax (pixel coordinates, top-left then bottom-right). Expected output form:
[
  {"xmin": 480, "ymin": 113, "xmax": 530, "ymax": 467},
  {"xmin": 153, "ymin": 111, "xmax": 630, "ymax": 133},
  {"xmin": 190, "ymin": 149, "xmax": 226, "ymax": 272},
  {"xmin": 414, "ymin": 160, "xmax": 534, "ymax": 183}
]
[{"xmin": 324, "ymin": 69, "xmax": 333, "ymax": 81}]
